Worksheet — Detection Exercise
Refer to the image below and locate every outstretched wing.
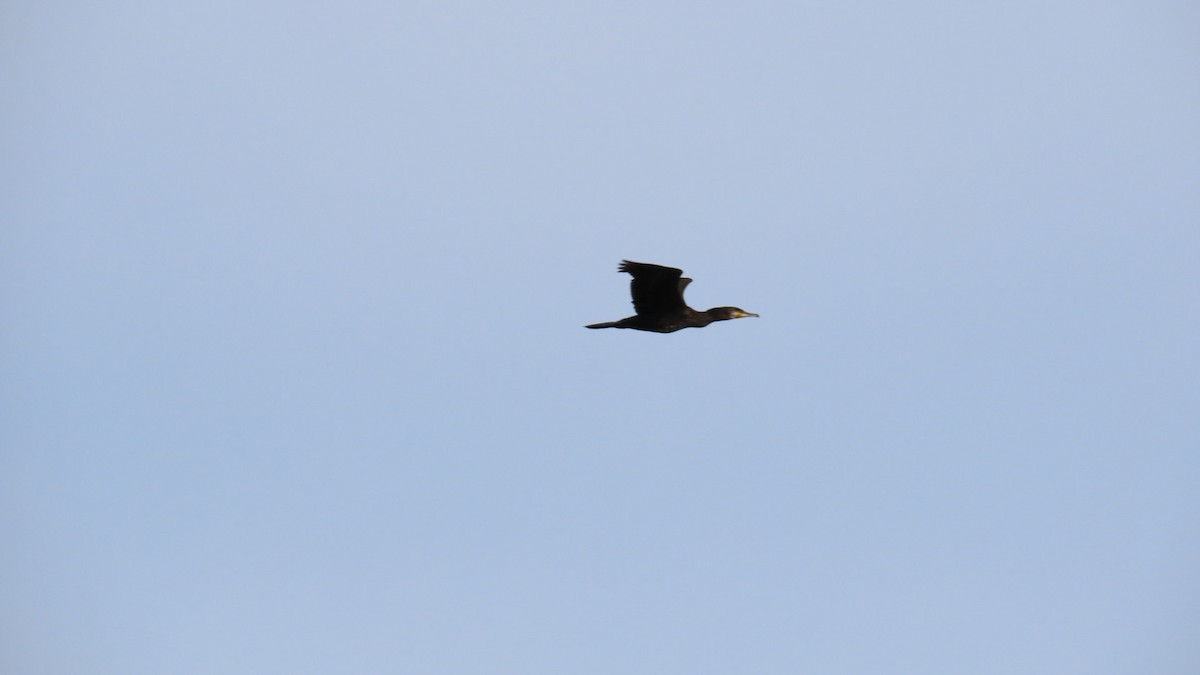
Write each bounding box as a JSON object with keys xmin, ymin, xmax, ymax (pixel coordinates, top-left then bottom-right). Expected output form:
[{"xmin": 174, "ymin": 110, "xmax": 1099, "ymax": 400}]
[{"xmin": 619, "ymin": 260, "xmax": 688, "ymax": 316}]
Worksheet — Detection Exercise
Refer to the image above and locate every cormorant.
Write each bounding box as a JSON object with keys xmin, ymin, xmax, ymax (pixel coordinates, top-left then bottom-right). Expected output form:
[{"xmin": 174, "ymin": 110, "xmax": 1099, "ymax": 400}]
[{"xmin": 586, "ymin": 260, "xmax": 759, "ymax": 333}]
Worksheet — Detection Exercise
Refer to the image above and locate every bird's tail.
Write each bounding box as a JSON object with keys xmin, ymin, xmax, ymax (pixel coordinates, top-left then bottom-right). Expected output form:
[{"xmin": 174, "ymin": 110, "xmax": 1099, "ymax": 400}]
[{"xmin": 585, "ymin": 321, "xmax": 620, "ymax": 329}]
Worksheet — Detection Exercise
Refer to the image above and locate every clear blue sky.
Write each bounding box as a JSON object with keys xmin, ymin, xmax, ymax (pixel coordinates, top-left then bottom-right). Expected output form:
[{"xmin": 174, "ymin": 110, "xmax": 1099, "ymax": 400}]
[{"xmin": 3, "ymin": 2, "xmax": 1198, "ymax": 673}]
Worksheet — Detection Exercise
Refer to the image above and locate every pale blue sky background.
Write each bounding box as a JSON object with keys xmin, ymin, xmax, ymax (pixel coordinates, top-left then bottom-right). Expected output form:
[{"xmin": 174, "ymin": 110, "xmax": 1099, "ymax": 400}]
[{"xmin": 3, "ymin": 2, "xmax": 1199, "ymax": 673}]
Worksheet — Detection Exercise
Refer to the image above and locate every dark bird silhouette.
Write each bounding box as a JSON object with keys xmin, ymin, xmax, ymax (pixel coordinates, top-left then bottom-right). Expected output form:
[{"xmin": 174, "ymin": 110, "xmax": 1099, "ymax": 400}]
[{"xmin": 586, "ymin": 260, "xmax": 759, "ymax": 333}]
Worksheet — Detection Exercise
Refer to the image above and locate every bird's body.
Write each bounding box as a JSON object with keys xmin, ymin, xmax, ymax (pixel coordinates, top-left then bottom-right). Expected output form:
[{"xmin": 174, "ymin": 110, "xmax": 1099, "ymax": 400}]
[{"xmin": 586, "ymin": 260, "xmax": 758, "ymax": 333}]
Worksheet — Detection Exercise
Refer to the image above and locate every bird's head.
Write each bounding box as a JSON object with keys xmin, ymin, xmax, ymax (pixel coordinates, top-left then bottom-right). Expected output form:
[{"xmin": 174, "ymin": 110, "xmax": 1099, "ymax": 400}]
[{"xmin": 708, "ymin": 307, "xmax": 759, "ymax": 321}]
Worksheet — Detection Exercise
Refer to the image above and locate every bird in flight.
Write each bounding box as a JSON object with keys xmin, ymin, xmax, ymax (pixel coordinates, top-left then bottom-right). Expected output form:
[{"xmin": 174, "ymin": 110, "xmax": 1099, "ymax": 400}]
[{"xmin": 586, "ymin": 260, "xmax": 759, "ymax": 333}]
